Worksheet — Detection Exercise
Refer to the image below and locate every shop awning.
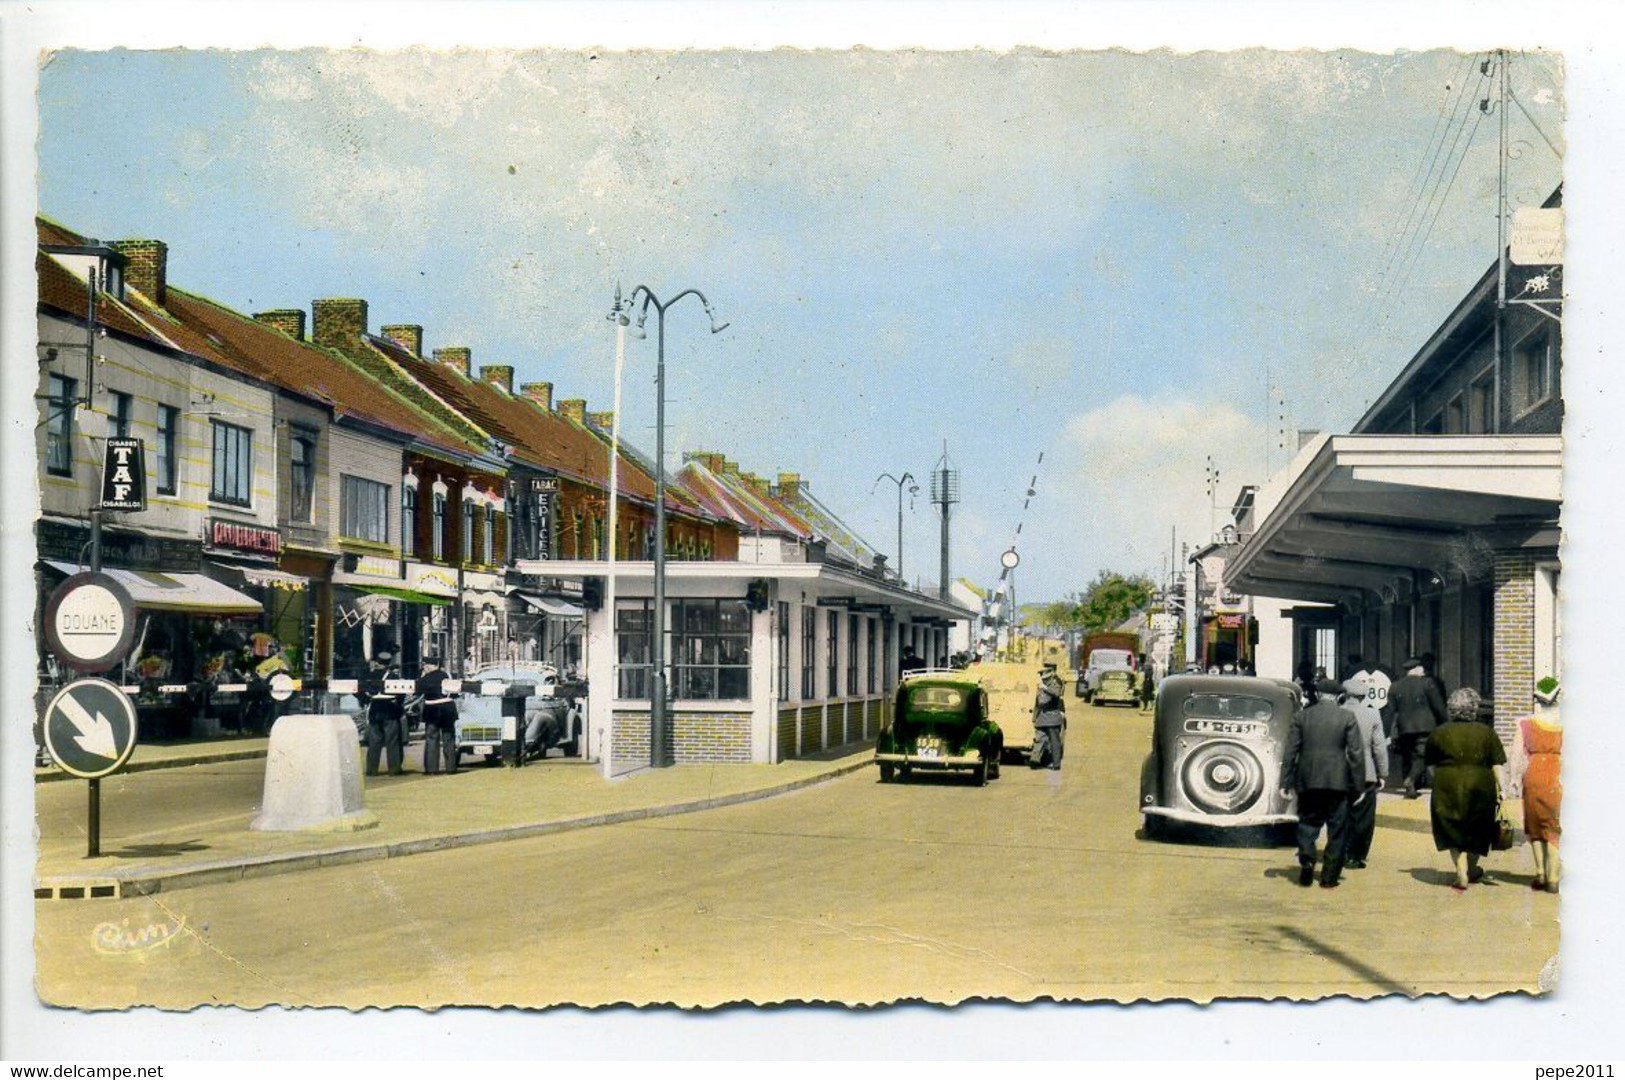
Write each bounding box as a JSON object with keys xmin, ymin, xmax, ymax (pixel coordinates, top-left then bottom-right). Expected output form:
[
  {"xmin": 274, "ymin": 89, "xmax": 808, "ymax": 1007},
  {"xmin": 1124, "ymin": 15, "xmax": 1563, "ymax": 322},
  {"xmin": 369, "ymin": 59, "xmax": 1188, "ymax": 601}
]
[
  {"xmin": 1228, "ymin": 435, "xmax": 1563, "ymax": 603},
  {"xmin": 349, "ymin": 583, "xmax": 453, "ymax": 606},
  {"xmin": 517, "ymin": 593, "xmax": 584, "ymax": 618},
  {"xmin": 44, "ymin": 561, "xmax": 263, "ymax": 615},
  {"xmin": 213, "ymin": 562, "xmax": 308, "ymax": 591}
]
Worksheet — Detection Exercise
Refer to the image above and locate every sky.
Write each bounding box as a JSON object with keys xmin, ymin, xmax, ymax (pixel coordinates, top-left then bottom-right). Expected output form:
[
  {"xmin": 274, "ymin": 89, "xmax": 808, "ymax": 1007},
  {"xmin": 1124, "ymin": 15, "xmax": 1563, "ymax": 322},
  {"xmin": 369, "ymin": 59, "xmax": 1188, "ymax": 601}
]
[{"xmin": 36, "ymin": 47, "xmax": 1565, "ymax": 598}]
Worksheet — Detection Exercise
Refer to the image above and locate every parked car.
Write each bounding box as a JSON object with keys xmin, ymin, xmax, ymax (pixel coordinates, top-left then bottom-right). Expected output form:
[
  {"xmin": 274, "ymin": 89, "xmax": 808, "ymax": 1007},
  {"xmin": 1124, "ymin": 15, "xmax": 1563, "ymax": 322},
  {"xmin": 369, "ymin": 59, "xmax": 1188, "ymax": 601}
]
[
  {"xmin": 1139, "ymin": 673, "xmax": 1300, "ymax": 840},
  {"xmin": 455, "ymin": 662, "xmax": 584, "ymax": 763},
  {"xmin": 875, "ymin": 671, "xmax": 1003, "ymax": 785}
]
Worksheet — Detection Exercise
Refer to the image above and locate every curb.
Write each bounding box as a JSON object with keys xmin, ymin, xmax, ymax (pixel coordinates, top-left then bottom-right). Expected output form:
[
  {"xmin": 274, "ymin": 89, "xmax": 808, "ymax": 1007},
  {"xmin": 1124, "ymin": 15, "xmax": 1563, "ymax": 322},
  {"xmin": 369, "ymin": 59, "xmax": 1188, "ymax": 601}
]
[
  {"xmin": 35, "ymin": 747, "xmax": 271, "ymax": 784},
  {"xmin": 35, "ymin": 755, "xmax": 875, "ymax": 899}
]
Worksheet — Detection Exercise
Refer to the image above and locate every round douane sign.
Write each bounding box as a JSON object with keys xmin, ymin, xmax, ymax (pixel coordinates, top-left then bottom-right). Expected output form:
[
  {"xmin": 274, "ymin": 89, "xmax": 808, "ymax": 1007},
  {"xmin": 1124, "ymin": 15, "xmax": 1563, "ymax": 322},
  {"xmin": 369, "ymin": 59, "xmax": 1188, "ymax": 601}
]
[{"xmin": 44, "ymin": 572, "xmax": 136, "ymax": 673}]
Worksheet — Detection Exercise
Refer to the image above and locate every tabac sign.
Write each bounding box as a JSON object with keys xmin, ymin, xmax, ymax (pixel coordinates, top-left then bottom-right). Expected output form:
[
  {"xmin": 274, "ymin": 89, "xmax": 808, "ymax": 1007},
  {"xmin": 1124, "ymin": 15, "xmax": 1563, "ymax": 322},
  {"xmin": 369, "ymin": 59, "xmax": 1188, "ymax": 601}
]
[{"xmin": 99, "ymin": 438, "xmax": 147, "ymax": 512}]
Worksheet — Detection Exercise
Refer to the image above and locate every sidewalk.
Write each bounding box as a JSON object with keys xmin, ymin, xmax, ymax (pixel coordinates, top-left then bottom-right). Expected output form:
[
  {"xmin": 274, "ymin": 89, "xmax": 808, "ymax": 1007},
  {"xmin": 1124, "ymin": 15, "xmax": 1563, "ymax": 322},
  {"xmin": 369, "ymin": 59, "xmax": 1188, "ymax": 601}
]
[
  {"xmin": 33, "ymin": 741, "xmax": 875, "ymax": 899},
  {"xmin": 34, "ymin": 734, "xmax": 272, "ymax": 783}
]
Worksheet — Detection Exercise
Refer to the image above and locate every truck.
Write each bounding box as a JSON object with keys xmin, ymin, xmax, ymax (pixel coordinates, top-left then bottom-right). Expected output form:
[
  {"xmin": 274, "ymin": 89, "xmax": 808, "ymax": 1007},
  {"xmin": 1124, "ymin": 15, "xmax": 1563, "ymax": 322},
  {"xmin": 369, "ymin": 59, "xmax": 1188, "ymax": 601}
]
[
  {"xmin": 971, "ymin": 639, "xmax": 1072, "ymax": 763},
  {"xmin": 1075, "ymin": 631, "xmax": 1142, "ymax": 702}
]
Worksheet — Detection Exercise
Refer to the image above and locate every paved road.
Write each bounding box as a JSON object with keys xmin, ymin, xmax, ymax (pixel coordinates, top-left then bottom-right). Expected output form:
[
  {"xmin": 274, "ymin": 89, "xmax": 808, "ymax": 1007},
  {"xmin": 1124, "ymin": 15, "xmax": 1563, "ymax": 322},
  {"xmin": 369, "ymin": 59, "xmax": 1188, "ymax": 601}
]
[{"xmin": 34, "ymin": 703, "xmax": 1558, "ymax": 1008}]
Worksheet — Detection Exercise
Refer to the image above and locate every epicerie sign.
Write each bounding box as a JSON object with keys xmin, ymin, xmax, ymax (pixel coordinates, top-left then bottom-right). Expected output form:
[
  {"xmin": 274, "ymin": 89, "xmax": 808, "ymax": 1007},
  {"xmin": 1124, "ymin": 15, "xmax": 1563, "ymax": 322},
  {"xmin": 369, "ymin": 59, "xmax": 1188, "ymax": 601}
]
[
  {"xmin": 45, "ymin": 573, "xmax": 136, "ymax": 673},
  {"xmin": 206, "ymin": 517, "xmax": 283, "ymax": 557}
]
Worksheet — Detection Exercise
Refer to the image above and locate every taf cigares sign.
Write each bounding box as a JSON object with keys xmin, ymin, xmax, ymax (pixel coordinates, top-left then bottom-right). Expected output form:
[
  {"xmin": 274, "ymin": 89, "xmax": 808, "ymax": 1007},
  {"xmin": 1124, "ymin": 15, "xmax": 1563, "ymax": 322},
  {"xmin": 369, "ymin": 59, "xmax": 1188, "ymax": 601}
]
[{"xmin": 100, "ymin": 437, "xmax": 147, "ymax": 511}]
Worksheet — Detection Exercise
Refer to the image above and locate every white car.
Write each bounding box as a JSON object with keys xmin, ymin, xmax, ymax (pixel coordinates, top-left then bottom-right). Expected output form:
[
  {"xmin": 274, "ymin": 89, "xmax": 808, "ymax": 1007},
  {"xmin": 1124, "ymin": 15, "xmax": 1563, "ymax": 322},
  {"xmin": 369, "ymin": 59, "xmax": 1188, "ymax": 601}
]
[{"xmin": 455, "ymin": 662, "xmax": 585, "ymax": 762}]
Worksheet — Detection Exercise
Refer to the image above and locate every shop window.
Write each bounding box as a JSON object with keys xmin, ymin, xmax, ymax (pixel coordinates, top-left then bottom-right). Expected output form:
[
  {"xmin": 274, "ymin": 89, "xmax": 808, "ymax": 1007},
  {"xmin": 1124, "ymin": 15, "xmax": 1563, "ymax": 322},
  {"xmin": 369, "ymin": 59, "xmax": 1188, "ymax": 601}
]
[
  {"xmin": 210, "ymin": 420, "xmax": 254, "ymax": 506},
  {"xmin": 401, "ymin": 486, "xmax": 417, "ymax": 557},
  {"xmin": 288, "ymin": 429, "xmax": 316, "ymax": 523},
  {"xmin": 616, "ymin": 601, "xmax": 652, "ymax": 700},
  {"xmin": 155, "ymin": 404, "xmax": 179, "ymax": 494},
  {"xmin": 1516, "ymin": 329, "xmax": 1555, "ymax": 414},
  {"xmin": 110, "ymin": 391, "xmax": 133, "ymax": 439},
  {"xmin": 672, "ymin": 599, "xmax": 751, "ymax": 701},
  {"xmin": 44, "ymin": 373, "xmax": 76, "ymax": 476},
  {"xmin": 484, "ymin": 504, "xmax": 495, "ymax": 565},
  {"xmin": 827, "ymin": 610, "xmax": 840, "ymax": 698},
  {"xmin": 801, "ymin": 605, "xmax": 816, "ymax": 699},
  {"xmin": 340, "ymin": 475, "xmax": 389, "ymax": 543},
  {"xmin": 433, "ymin": 491, "xmax": 446, "ymax": 559},
  {"xmin": 777, "ymin": 601, "xmax": 791, "ymax": 702}
]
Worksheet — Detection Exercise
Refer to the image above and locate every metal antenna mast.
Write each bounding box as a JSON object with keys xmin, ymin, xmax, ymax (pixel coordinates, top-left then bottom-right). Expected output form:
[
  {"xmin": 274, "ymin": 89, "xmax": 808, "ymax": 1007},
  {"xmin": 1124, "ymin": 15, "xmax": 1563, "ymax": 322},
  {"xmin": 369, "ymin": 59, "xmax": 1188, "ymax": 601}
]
[{"xmin": 929, "ymin": 442, "xmax": 960, "ymax": 600}]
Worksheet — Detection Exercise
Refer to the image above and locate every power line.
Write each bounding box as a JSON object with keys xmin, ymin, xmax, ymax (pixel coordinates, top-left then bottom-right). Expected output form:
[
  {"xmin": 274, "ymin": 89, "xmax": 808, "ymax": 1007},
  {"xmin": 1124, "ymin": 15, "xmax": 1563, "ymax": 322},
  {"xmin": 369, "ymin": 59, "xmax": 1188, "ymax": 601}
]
[
  {"xmin": 1507, "ymin": 85, "xmax": 1562, "ymax": 159},
  {"xmin": 1368, "ymin": 56, "xmax": 1491, "ymax": 328},
  {"xmin": 1347, "ymin": 52, "xmax": 1481, "ymax": 341}
]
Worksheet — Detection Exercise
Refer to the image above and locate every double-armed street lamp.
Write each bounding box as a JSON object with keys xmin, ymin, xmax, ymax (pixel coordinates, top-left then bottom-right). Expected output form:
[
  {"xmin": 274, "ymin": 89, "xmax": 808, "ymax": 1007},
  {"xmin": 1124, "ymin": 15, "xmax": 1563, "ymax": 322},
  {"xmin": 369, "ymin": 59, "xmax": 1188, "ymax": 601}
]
[
  {"xmin": 608, "ymin": 284, "xmax": 729, "ymax": 769},
  {"xmin": 872, "ymin": 471, "xmax": 918, "ymax": 582}
]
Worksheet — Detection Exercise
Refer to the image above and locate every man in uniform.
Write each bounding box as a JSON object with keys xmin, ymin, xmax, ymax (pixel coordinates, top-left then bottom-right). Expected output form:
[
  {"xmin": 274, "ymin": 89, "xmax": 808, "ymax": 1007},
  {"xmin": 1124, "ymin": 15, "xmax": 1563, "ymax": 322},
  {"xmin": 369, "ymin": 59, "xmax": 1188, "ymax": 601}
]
[
  {"xmin": 1028, "ymin": 662, "xmax": 1068, "ymax": 770},
  {"xmin": 1389, "ymin": 655, "xmax": 1447, "ymax": 799},
  {"xmin": 364, "ymin": 651, "xmax": 407, "ymax": 777},
  {"xmin": 1280, "ymin": 678, "xmax": 1363, "ymax": 888}
]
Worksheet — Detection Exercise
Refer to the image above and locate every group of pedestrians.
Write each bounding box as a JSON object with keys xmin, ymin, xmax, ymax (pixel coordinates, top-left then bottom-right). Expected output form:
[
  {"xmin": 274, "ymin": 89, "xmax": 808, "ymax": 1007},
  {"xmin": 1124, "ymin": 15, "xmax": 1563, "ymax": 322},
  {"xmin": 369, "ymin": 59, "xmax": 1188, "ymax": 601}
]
[
  {"xmin": 361, "ymin": 653, "xmax": 461, "ymax": 778},
  {"xmin": 1280, "ymin": 656, "xmax": 1562, "ymax": 893}
]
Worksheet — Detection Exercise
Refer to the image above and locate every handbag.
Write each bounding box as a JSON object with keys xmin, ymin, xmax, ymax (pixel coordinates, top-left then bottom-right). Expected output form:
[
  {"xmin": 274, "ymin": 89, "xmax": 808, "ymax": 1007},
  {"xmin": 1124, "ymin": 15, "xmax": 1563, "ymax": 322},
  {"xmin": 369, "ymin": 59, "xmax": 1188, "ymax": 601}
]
[{"xmin": 1493, "ymin": 802, "xmax": 1516, "ymax": 851}]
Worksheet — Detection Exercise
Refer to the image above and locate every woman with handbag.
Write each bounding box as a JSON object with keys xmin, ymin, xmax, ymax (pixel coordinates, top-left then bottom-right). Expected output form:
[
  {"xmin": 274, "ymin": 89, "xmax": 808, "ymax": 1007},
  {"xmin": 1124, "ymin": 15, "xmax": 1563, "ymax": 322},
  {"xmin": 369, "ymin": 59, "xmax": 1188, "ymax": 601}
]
[
  {"xmin": 1424, "ymin": 687, "xmax": 1508, "ymax": 891},
  {"xmin": 1511, "ymin": 677, "xmax": 1563, "ymax": 893}
]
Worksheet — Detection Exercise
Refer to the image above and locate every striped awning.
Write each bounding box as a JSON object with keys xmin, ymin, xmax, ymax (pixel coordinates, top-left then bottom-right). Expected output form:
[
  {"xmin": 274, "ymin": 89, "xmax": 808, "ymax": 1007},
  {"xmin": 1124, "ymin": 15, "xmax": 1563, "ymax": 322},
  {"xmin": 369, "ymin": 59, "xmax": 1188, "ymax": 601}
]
[{"xmin": 44, "ymin": 561, "xmax": 263, "ymax": 616}]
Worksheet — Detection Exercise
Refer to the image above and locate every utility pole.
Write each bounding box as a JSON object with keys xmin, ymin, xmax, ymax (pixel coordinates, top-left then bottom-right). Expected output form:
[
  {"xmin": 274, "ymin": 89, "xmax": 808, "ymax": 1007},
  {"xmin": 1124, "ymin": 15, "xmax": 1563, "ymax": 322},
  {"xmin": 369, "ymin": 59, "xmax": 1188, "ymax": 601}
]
[
  {"xmin": 1491, "ymin": 49, "xmax": 1509, "ymax": 434},
  {"xmin": 86, "ymin": 268, "xmax": 102, "ymax": 573}
]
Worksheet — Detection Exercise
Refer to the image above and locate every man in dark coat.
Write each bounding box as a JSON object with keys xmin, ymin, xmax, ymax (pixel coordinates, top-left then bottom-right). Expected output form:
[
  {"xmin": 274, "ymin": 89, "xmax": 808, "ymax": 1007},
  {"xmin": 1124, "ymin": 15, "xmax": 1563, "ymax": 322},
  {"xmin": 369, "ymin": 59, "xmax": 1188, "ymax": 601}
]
[
  {"xmin": 1389, "ymin": 656, "xmax": 1447, "ymax": 799},
  {"xmin": 1280, "ymin": 678, "xmax": 1364, "ymax": 888},
  {"xmin": 363, "ymin": 651, "xmax": 407, "ymax": 776}
]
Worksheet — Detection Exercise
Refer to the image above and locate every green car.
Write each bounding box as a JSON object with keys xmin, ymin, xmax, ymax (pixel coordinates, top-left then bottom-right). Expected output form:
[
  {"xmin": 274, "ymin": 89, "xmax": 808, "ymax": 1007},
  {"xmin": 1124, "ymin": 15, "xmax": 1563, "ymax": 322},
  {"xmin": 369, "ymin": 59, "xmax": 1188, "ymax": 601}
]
[
  {"xmin": 1093, "ymin": 667, "xmax": 1141, "ymax": 707},
  {"xmin": 876, "ymin": 672, "xmax": 1003, "ymax": 786}
]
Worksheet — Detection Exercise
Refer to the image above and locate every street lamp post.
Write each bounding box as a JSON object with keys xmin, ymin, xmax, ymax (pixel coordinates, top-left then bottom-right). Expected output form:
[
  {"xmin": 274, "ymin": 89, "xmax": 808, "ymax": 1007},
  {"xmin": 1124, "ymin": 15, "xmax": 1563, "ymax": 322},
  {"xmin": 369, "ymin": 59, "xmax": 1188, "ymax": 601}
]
[
  {"xmin": 609, "ymin": 284, "xmax": 728, "ymax": 769},
  {"xmin": 871, "ymin": 471, "xmax": 918, "ymax": 581}
]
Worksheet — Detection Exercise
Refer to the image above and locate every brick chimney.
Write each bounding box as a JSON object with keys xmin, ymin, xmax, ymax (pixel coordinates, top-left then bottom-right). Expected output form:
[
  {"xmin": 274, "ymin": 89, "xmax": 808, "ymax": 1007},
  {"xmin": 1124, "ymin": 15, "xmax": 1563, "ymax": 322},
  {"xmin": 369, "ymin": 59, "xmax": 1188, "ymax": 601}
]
[
  {"xmin": 110, "ymin": 240, "xmax": 167, "ymax": 304},
  {"xmin": 776, "ymin": 472, "xmax": 802, "ymax": 502},
  {"xmin": 558, "ymin": 398, "xmax": 587, "ymax": 424},
  {"xmin": 312, "ymin": 298, "xmax": 369, "ymax": 350},
  {"xmin": 720, "ymin": 459, "xmax": 740, "ymax": 477},
  {"xmin": 479, "ymin": 365, "xmax": 515, "ymax": 394},
  {"xmin": 433, "ymin": 347, "xmax": 472, "ymax": 377},
  {"xmin": 588, "ymin": 410, "xmax": 615, "ymax": 430},
  {"xmin": 381, "ymin": 324, "xmax": 424, "ymax": 356},
  {"xmin": 520, "ymin": 382, "xmax": 554, "ymax": 411},
  {"xmin": 742, "ymin": 473, "xmax": 771, "ymax": 497},
  {"xmin": 684, "ymin": 451, "xmax": 727, "ymax": 472},
  {"xmin": 254, "ymin": 309, "xmax": 307, "ymax": 341}
]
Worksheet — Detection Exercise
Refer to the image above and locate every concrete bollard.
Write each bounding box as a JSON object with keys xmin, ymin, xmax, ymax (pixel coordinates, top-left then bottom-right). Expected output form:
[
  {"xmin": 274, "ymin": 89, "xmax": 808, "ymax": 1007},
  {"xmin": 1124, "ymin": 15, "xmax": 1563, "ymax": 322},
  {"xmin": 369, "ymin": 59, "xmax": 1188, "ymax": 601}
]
[{"xmin": 250, "ymin": 714, "xmax": 379, "ymax": 832}]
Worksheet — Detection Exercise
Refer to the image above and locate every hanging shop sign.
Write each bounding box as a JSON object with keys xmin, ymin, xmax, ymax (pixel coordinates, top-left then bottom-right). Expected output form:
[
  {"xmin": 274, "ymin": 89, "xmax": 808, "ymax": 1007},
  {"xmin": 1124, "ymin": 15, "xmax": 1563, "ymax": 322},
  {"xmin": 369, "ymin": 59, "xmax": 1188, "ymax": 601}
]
[
  {"xmin": 99, "ymin": 438, "xmax": 147, "ymax": 512},
  {"xmin": 44, "ymin": 572, "xmax": 136, "ymax": 673},
  {"xmin": 205, "ymin": 518, "xmax": 283, "ymax": 561}
]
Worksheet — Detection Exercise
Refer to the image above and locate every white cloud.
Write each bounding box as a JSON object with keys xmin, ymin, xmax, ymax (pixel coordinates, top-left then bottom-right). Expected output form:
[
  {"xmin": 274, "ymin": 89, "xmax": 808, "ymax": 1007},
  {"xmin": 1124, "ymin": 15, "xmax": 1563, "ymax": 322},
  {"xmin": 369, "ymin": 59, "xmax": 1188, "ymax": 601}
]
[{"xmin": 1042, "ymin": 394, "xmax": 1267, "ymax": 580}]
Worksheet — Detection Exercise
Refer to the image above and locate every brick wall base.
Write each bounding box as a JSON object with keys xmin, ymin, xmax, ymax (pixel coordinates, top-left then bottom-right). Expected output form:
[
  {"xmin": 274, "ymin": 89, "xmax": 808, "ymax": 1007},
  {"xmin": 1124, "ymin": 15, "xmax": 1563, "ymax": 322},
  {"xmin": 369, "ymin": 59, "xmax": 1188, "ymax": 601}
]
[{"xmin": 612, "ymin": 710, "xmax": 753, "ymax": 765}]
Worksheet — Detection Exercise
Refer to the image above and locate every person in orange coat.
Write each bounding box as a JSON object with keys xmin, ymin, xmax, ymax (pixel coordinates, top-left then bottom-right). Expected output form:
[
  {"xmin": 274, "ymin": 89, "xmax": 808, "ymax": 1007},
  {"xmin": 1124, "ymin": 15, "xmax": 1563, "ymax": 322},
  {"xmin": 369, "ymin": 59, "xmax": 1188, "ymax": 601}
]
[{"xmin": 1511, "ymin": 677, "xmax": 1563, "ymax": 893}]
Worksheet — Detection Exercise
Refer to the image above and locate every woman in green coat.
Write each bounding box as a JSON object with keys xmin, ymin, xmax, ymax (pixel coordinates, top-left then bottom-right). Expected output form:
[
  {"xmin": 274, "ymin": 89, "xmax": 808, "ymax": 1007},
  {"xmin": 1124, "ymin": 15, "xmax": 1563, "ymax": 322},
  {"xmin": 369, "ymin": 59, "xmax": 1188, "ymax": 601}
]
[{"xmin": 1424, "ymin": 687, "xmax": 1508, "ymax": 891}]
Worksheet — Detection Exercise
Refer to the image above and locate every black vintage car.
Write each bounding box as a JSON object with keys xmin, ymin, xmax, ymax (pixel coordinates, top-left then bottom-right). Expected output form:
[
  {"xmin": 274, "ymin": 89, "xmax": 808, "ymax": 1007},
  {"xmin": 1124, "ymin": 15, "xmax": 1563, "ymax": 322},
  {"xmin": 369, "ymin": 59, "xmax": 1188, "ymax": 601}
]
[
  {"xmin": 875, "ymin": 672, "xmax": 1003, "ymax": 786},
  {"xmin": 1139, "ymin": 674, "xmax": 1300, "ymax": 839}
]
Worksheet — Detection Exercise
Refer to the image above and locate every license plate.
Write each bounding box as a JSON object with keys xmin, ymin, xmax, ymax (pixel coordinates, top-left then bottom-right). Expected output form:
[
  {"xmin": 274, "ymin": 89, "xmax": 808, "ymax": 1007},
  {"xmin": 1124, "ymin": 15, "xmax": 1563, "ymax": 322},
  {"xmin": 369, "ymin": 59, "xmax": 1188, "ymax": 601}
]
[
  {"xmin": 1183, "ymin": 718, "xmax": 1266, "ymax": 737},
  {"xmin": 915, "ymin": 741, "xmax": 941, "ymax": 760}
]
